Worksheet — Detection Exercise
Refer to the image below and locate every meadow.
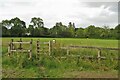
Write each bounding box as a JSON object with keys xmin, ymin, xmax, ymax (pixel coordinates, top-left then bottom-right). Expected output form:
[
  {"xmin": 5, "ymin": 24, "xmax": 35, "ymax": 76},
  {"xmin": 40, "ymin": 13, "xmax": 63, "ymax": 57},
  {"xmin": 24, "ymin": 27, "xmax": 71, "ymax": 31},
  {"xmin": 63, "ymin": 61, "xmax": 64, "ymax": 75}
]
[{"xmin": 2, "ymin": 38, "xmax": 119, "ymax": 78}]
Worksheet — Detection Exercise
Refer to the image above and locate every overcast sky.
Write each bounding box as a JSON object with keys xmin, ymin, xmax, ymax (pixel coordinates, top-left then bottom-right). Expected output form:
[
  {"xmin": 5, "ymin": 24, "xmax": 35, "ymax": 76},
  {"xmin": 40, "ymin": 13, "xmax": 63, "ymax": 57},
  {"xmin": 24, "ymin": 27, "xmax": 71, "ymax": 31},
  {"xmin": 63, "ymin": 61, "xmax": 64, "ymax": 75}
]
[{"xmin": 0, "ymin": 0, "xmax": 119, "ymax": 28}]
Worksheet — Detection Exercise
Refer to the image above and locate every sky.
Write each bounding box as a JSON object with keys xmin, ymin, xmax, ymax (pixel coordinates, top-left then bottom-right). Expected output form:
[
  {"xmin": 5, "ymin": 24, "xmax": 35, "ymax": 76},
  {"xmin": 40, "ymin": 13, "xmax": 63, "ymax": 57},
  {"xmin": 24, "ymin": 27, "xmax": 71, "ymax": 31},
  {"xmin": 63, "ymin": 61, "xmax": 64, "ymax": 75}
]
[{"xmin": 0, "ymin": 0, "xmax": 119, "ymax": 28}]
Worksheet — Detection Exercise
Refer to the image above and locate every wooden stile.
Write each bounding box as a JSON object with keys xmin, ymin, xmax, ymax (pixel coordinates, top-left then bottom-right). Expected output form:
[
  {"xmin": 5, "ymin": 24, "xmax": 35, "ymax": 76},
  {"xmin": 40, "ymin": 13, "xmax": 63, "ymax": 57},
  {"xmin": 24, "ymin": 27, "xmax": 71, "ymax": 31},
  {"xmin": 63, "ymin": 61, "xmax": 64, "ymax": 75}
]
[
  {"xmin": 36, "ymin": 39, "xmax": 52, "ymax": 59},
  {"xmin": 8, "ymin": 38, "xmax": 32, "ymax": 59}
]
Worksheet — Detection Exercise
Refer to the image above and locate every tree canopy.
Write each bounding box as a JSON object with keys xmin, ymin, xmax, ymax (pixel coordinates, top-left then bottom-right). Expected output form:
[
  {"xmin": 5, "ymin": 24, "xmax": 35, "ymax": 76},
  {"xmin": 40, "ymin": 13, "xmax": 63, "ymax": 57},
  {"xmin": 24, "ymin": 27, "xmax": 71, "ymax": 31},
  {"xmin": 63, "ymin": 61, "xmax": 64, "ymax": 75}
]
[{"xmin": 1, "ymin": 17, "xmax": 119, "ymax": 39}]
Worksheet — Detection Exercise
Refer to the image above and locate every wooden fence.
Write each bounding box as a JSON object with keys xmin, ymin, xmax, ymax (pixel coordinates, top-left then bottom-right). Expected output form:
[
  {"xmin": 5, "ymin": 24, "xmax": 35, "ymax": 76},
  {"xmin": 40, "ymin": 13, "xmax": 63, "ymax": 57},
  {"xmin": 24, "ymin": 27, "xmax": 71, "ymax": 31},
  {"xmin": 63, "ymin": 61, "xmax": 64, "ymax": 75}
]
[
  {"xmin": 36, "ymin": 39, "xmax": 52, "ymax": 59},
  {"xmin": 61, "ymin": 45, "xmax": 120, "ymax": 61},
  {"xmin": 8, "ymin": 38, "xmax": 33, "ymax": 59},
  {"xmin": 8, "ymin": 39, "xmax": 54, "ymax": 59},
  {"xmin": 7, "ymin": 39, "xmax": 120, "ymax": 61}
]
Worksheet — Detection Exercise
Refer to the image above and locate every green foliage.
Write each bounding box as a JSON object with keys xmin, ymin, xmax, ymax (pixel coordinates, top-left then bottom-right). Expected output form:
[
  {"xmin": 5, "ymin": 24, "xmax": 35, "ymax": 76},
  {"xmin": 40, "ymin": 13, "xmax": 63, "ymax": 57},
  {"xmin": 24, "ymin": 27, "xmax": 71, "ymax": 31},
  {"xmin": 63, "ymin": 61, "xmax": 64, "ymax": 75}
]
[
  {"xmin": 10, "ymin": 17, "xmax": 26, "ymax": 37},
  {"xmin": 1, "ymin": 17, "xmax": 119, "ymax": 39},
  {"xmin": 30, "ymin": 17, "xmax": 44, "ymax": 28},
  {"xmin": 76, "ymin": 28, "xmax": 85, "ymax": 38}
]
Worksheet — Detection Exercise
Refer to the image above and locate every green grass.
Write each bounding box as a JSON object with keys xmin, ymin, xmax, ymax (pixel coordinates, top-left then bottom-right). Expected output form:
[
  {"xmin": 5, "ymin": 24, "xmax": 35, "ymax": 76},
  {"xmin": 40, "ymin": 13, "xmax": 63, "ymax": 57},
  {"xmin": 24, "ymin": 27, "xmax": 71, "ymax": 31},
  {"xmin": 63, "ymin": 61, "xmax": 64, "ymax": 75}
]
[
  {"xmin": 2, "ymin": 37, "xmax": 118, "ymax": 47},
  {"xmin": 2, "ymin": 37, "xmax": 118, "ymax": 78}
]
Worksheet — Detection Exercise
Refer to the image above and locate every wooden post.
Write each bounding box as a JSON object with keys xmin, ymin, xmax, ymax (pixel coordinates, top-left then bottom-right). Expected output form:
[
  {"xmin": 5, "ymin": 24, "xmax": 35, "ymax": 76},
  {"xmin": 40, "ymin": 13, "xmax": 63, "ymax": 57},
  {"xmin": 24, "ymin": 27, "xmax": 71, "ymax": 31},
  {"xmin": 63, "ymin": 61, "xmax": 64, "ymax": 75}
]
[
  {"xmin": 37, "ymin": 40, "xmax": 39, "ymax": 54},
  {"xmin": 36, "ymin": 39, "xmax": 40, "ymax": 59},
  {"xmin": 49, "ymin": 41, "xmax": 52, "ymax": 56},
  {"xmin": 11, "ymin": 39, "xmax": 13, "ymax": 49},
  {"xmin": 29, "ymin": 39, "xmax": 32, "ymax": 59},
  {"xmin": 11, "ymin": 39, "xmax": 14, "ymax": 54},
  {"xmin": 67, "ymin": 46, "xmax": 70, "ymax": 55},
  {"xmin": 19, "ymin": 38, "xmax": 22, "ymax": 50},
  {"xmin": 97, "ymin": 49, "xmax": 101, "ymax": 62},
  {"xmin": 8, "ymin": 39, "xmax": 14, "ymax": 56}
]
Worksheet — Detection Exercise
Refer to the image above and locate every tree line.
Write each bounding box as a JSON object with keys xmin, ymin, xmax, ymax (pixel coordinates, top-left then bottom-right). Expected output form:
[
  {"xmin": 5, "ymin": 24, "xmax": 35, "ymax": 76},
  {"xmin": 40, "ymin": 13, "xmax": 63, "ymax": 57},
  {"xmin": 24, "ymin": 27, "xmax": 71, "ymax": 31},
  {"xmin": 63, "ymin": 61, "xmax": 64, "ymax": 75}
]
[{"xmin": 1, "ymin": 17, "xmax": 120, "ymax": 39}]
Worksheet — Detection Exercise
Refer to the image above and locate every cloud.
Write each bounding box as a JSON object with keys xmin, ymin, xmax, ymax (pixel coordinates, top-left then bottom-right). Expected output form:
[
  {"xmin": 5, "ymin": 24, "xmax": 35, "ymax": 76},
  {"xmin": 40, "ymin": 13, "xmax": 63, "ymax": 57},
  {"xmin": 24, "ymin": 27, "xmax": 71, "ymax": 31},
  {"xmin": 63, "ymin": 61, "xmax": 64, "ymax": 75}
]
[
  {"xmin": 77, "ymin": 4, "xmax": 118, "ymax": 27},
  {"xmin": 0, "ymin": 0, "xmax": 118, "ymax": 28}
]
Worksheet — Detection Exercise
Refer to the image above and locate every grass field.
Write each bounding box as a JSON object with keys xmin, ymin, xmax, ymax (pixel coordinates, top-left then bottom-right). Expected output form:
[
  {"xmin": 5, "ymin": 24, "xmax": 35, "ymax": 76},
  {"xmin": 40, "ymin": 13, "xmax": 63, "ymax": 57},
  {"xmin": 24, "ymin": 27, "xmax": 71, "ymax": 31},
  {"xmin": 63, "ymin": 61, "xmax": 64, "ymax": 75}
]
[{"xmin": 1, "ymin": 38, "xmax": 119, "ymax": 78}]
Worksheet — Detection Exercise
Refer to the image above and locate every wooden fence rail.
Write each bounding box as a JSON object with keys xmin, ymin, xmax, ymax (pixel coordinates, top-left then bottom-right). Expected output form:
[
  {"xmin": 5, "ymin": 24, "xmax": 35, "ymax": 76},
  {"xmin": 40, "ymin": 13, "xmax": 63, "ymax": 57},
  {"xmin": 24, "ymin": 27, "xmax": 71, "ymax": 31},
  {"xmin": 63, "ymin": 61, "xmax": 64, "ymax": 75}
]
[{"xmin": 68, "ymin": 45, "xmax": 120, "ymax": 50}]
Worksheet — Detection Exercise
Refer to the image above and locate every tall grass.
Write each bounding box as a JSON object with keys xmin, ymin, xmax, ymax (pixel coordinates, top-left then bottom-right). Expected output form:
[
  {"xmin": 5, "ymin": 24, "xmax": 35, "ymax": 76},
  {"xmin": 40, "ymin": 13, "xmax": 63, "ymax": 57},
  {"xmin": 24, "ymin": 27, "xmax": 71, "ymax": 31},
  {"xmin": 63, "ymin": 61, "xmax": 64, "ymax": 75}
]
[{"xmin": 2, "ymin": 38, "xmax": 118, "ymax": 78}]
